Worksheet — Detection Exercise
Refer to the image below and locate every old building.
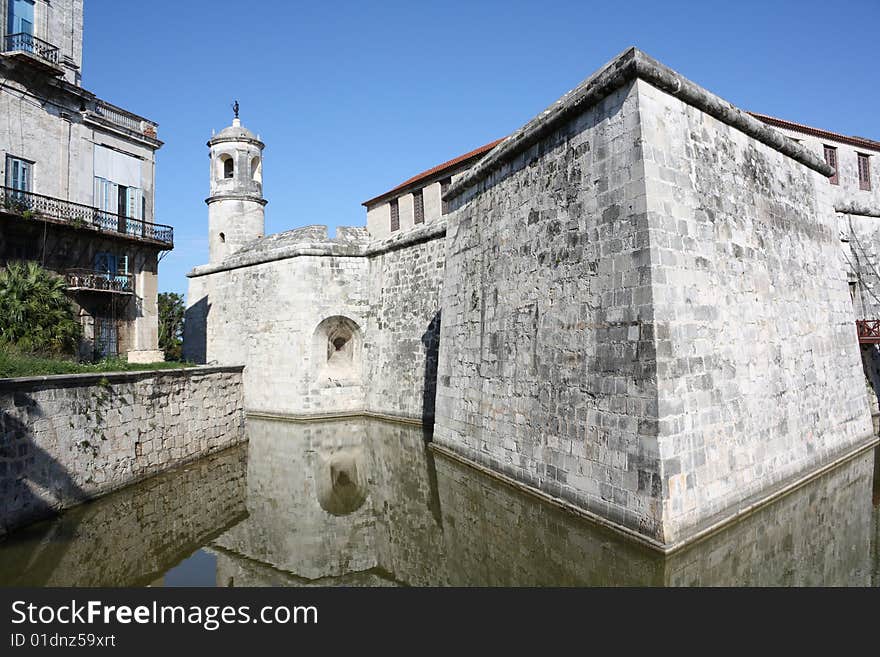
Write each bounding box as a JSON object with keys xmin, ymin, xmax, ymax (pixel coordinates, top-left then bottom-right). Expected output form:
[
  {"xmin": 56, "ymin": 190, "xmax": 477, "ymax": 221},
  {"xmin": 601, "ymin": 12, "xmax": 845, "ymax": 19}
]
[
  {"xmin": 0, "ymin": 0, "xmax": 172, "ymax": 362},
  {"xmin": 185, "ymin": 47, "xmax": 879, "ymax": 550}
]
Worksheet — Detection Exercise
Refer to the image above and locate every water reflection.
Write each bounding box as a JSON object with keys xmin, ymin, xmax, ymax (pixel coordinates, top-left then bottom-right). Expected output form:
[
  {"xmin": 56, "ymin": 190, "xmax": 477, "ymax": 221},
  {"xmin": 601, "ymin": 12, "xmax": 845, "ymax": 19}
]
[{"xmin": 0, "ymin": 417, "xmax": 877, "ymax": 586}]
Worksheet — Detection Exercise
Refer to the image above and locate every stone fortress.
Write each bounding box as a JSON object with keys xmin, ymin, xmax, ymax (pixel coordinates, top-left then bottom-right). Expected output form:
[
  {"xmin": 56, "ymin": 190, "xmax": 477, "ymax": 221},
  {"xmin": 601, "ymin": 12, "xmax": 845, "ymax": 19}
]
[{"xmin": 184, "ymin": 47, "xmax": 880, "ymax": 551}]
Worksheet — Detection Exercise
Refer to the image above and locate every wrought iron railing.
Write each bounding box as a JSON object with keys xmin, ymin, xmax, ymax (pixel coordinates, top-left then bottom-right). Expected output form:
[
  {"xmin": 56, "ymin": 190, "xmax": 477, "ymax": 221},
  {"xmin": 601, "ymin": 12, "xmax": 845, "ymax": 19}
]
[
  {"xmin": 4, "ymin": 32, "xmax": 59, "ymax": 64},
  {"xmin": 856, "ymin": 319, "xmax": 880, "ymax": 344},
  {"xmin": 0, "ymin": 186, "xmax": 173, "ymax": 247},
  {"xmin": 65, "ymin": 269, "xmax": 134, "ymax": 294}
]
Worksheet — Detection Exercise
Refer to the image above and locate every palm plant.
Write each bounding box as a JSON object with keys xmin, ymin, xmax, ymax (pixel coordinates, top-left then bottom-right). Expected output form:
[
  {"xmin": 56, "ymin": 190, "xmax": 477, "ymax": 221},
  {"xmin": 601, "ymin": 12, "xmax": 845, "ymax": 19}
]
[{"xmin": 0, "ymin": 261, "xmax": 81, "ymax": 355}]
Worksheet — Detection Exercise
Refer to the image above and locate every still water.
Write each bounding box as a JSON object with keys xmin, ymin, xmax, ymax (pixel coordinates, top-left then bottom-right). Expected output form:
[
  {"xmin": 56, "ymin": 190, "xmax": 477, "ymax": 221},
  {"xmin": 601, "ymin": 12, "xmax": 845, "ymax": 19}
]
[{"xmin": 1, "ymin": 417, "xmax": 878, "ymax": 586}]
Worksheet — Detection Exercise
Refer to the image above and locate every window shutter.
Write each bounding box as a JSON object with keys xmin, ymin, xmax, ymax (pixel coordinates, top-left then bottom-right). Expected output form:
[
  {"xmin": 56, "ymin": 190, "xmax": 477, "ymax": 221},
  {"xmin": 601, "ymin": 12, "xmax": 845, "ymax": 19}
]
[
  {"xmin": 390, "ymin": 199, "xmax": 400, "ymax": 232},
  {"xmin": 414, "ymin": 189, "xmax": 424, "ymax": 224},
  {"xmin": 824, "ymin": 146, "xmax": 839, "ymax": 185},
  {"xmin": 858, "ymin": 154, "xmax": 871, "ymax": 191}
]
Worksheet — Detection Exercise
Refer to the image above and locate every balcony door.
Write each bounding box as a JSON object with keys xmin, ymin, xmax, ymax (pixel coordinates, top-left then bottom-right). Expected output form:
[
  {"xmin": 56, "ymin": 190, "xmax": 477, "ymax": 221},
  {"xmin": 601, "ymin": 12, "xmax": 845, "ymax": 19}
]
[
  {"xmin": 8, "ymin": 0, "xmax": 34, "ymax": 36},
  {"xmin": 5, "ymin": 155, "xmax": 31, "ymax": 193}
]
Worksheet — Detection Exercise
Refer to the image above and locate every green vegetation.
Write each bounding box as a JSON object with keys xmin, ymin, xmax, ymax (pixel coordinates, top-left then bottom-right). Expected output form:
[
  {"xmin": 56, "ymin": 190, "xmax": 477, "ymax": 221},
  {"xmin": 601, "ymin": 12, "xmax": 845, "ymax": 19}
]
[
  {"xmin": 0, "ymin": 344, "xmax": 193, "ymax": 378},
  {"xmin": 0, "ymin": 263, "xmax": 192, "ymax": 378},
  {"xmin": 158, "ymin": 291, "xmax": 185, "ymax": 361},
  {"xmin": 0, "ymin": 261, "xmax": 81, "ymax": 354}
]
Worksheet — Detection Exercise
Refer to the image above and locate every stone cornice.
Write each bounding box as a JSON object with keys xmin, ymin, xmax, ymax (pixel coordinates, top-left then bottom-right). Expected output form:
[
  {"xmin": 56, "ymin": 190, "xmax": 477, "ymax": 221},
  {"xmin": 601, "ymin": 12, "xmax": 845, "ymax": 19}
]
[
  {"xmin": 0, "ymin": 365, "xmax": 244, "ymax": 389},
  {"xmin": 444, "ymin": 47, "xmax": 835, "ymax": 203}
]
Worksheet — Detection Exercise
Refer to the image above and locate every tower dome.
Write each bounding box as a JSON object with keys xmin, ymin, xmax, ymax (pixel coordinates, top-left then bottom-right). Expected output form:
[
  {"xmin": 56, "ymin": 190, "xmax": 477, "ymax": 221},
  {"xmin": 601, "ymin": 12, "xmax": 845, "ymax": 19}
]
[{"xmin": 206, "ymin": 105, "xmax": 267, "ymax": 264}]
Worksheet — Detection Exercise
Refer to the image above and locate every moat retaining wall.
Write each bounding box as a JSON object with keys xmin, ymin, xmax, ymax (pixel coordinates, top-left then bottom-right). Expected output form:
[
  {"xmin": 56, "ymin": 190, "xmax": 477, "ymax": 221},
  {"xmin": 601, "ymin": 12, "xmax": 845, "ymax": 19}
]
[{"xmin": 0, "ymin": 365, "xmax": 245, "ymax": 534}]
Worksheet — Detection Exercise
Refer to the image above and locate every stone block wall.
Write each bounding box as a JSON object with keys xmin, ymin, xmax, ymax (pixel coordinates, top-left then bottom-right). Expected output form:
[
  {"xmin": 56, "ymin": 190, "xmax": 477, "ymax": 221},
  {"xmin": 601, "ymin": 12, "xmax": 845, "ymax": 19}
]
[
  {"xmin": 434, "ymin": 48, "xmax": 875, "ymax": 547},
  {"xmin": 185, "ymin": 223, "xmax": 448, "ymax": 422},
  {"xmin": 637, "ymin": 80, "xmax": 871, "ymax": 541},
  {"xmin": 434, "ymin": 79, "xmax": 666, "ymax": 538},
  {"xmin": 365, "ymin": 233, "xmax": 446, "ymax": 421},
  {"xmin": 0, "ymin": 366, "xmax": 245, "ymax": 534}
]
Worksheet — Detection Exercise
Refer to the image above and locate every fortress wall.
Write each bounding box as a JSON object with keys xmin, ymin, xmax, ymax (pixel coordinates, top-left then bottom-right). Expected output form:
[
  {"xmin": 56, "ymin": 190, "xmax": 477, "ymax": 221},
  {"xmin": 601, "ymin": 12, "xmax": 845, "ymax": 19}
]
[
  {"xmin": 433, "ymin": 80, "xmax": 666, "ymax": 539},
  {"xmin": 433, "ymin": 48, "xmax": 876, "ymax": 547},
  {"xmin": 365, "ymin": 234, "xmax": 446, "ymax": 421},
  {"xmin": 185, "ymin": 254, "xmax": 370, "ymax": 416},
  {"xmin": 637, "ymin": 80, "xmax": 873, "ymax": 542}
]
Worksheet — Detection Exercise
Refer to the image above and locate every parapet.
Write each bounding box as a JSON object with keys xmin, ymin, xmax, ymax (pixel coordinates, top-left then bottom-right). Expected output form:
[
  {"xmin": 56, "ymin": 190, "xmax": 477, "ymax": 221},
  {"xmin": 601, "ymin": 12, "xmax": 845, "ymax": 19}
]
[
  {"xmin": 188, "ymin": 225, "xmax": 370, "ymax": 277},
  {"xmin": 444, "ymin": 46, "xmax": 834, "ymax": 204}
]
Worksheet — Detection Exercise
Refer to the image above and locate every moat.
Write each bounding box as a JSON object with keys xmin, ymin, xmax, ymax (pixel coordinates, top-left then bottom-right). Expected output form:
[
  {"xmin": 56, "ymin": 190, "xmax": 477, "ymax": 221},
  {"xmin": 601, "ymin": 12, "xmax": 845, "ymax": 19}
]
[{"xmin": 1, "ymin": 417, "xmax": 878, "ymax": 587}]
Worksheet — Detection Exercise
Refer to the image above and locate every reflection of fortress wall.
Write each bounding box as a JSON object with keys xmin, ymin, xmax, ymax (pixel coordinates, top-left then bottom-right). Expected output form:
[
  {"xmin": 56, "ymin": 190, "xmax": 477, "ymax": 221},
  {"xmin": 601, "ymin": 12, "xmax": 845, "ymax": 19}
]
[
  {"xmin": 211, "ymin": 417, "xmax": 446, "ymax": 585},
  {"xmin": 664, "ymin": 450, "xmax": 874, "ymax": 586},
  {"xmin": 212, "ymin": 418, "xmax": 378, "ymax": 580},
  {"xmin": 0, "ymin": 444, "xmax": 247, "ymax": 587},
  {"xmin": 432, "ymin": 447, "xmax": 874, "ymax": 586},
  {"xmin": 212, "ymin": 548, "xmax": 398, "ymax": 587},
  {"xmin": 366, "ymin": 420, "xmax": 447, "ymax": 586},
  {"xmin": 434, "ymin": 454, "xmax": 663, "ymax": 586}
]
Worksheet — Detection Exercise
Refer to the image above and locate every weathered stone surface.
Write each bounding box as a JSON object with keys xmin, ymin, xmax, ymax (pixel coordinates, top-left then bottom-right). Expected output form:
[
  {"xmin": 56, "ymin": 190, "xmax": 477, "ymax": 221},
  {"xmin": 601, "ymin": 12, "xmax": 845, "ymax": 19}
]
[
  {"xmin": 0, "ymin": 366, "xmax": 245, "ymax": 533},
  {"xmin": 434, "ymin": 53, "xmax": 876, "ymax": 547}
]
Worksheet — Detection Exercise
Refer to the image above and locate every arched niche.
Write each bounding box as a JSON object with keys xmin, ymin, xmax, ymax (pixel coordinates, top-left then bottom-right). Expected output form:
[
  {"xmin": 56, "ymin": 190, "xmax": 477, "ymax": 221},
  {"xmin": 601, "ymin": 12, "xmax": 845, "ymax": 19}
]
[
  {"xmin": 251, "ymin": 156, "xmax": 262, "ymax": 184},
  {"xmin": 312, "ymin": 316, "xmax": 363, "ymax": 387},
  {"xmin": 314, "ymin": 446, "xmax": 368, "ymax": 516}
]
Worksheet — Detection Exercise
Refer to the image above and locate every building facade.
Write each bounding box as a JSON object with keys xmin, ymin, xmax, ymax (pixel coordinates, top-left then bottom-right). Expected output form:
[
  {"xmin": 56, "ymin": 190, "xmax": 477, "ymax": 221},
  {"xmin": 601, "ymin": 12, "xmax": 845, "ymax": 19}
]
[
  {"xmin": 0, "ymin": 0, "xmax": 172, "ymax": 362},
  {"xmin": 185, "ymin": 48, "xmax": 879, "ymax": 549}
]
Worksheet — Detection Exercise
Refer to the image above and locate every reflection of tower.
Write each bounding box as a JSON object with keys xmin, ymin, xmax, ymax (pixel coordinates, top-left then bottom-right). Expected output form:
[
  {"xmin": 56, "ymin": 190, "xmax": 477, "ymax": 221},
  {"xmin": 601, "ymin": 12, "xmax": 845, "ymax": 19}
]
[{"xmin": 206, "ymin": 110, "xmax": 267, "ymax": 264}]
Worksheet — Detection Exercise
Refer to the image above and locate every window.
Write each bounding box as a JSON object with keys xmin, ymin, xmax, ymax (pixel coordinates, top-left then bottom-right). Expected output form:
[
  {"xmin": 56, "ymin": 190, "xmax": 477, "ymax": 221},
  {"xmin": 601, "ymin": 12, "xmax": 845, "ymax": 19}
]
[
  {"xmin": 8, "ymin": 0, "xmax": 34, "ymax": 37},
  {"xmin": 223, "ymin": 157, "xmax": 234, "ymax": 179},
  {"xmin": 858, "ymin": 153, "xmax": 872, "ymax": 191},
  {"xmin": 823, "ymin": 145, "xmax": 838, "ymax": 185},
  {"xmin": 5, "ymin": 155, "xmax": 32, "ymax": 192},
  {"xmin": 440, "ymin": 177, "xmax": 451, "ymax": 214},
  {"xmin": 390, "ymin": 198, "xmax": 400, "ymax": 232},
  {"xmin": 414, "ymin": 189, "xmax": 424, "ymax": 224},
  {"xmin": 251, "ymin": 156, "xmax": 262, "ymax": 183}
]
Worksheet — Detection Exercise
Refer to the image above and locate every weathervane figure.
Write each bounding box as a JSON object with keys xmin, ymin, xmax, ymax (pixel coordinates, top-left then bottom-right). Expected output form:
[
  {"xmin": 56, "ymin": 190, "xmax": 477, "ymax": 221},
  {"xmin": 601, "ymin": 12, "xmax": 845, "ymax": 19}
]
[{"xmin": 232, "ymin": 100, "xmax": 239, "ymax": 119}]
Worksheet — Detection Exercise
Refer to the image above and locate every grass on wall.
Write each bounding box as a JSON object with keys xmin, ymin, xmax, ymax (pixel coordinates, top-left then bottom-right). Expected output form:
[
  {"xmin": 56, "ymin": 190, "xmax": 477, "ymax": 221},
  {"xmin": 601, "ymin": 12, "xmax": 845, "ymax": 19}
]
[{"xmin": 0, "ymin": 344, "xmax": 193, "ymax": 379}]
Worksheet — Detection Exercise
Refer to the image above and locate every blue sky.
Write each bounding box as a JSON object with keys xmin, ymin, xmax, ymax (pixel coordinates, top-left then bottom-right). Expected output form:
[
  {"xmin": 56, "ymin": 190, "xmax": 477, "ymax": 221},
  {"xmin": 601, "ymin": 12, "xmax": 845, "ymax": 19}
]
[{"xmin": 82, "ymin": 0, "xmax": 879, "ymax": 298}]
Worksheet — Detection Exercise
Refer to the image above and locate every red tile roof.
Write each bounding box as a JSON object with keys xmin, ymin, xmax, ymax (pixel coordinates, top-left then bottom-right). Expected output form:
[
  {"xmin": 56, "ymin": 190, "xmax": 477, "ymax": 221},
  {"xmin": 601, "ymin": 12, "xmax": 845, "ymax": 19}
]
[
  {"xmin": 749, "ymin": 112, "xmax": 880, "ymax": 153},
  {"xmin": 361, "ymin": 137, "xmax": 505, "ymax": 207},
  {"xmin": 363, "ymin": 114, "xmax": 878, "ymax": 210}
]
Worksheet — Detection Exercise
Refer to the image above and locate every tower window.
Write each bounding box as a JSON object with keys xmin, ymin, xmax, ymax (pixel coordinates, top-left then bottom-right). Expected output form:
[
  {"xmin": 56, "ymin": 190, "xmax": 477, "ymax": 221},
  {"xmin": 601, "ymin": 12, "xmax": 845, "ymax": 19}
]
[
  {"xmin": 223, "ymin": 157, "xmax": 234, "ymax": 179},
  {"xmin": 219, "ymin": 232, "xmax": 225, "ymax": 243},
  {"xmin": 251, "ymin": 156, "xmax": 262, "ymax": 183},
  {"xmin": 390, "ymin": 199, "xmax": 399, "ymax": 232},
  {"xmin": 858, "ymin": 153, "xmax": 871, "ymax": 191},
  {"xmin": 414, "ymin": 189, "xmax": 424, "ymax": 224},
  {"xmin": 823, "ymin": 146, "xmax": 838, "ymax": 185}
]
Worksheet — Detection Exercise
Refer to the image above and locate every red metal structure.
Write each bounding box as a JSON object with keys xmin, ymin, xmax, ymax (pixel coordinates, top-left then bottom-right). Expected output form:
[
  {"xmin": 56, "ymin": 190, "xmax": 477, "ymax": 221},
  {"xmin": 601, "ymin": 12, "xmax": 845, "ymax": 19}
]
[{"xmin": 856, "ymin": 320, "xmax": 880, "ymax": 344}]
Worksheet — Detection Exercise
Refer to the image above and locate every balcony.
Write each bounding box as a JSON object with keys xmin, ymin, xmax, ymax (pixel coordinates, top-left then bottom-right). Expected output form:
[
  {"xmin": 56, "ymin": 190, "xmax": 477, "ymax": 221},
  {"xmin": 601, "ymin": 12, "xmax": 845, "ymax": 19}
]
[
  {"xmin": 856, "ymin": 320, "xmax": 880, "ymax": 344},
  {"xmin": 2, "ymin": 33, "xmax": 62, "ymax": 75},
  {"xmin": 83, "ymin": 100, "xmax": 160, "ymax": 145},
  {"xmin": 65, "ymin": 269, "xmax": 134, "ymax": 295},
  {"xmin": 0, "ymin": 186, "xmax": 173, "ymax": 248}
]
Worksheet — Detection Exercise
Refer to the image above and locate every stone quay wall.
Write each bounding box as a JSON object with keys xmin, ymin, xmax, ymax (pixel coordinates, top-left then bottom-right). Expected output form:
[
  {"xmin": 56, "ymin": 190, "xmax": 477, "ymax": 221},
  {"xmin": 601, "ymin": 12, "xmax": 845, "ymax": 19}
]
[
  {"xmin": 0, "ymin": 444, "xmax": 248, "ymax": 587},
  {"xmin": 434, "ymin": 47, "xmax": 875, "ymax": 548},
  {"xmin": 0, "ymin": 365, "xmax": 245, "ymax": 534}
]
